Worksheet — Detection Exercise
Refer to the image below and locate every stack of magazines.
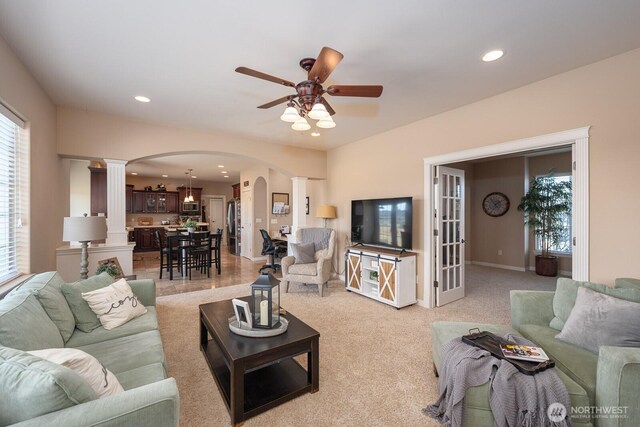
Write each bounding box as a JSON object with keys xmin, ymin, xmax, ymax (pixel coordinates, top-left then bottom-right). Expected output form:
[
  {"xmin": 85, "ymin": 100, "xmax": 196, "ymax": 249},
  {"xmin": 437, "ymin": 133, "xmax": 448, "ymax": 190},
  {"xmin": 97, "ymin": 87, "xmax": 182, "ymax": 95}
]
[{"xmin": 500, "ymin": 344, "xmax": 549, "ymax": 362}]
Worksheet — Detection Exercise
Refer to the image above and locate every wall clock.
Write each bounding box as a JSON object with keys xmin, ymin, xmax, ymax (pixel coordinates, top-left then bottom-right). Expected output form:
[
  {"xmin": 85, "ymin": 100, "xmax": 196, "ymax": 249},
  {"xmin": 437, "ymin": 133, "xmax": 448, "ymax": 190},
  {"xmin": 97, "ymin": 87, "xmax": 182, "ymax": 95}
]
[{"xmin": 482, "ymin": 192, "xmax": 510, "ymax": 217}]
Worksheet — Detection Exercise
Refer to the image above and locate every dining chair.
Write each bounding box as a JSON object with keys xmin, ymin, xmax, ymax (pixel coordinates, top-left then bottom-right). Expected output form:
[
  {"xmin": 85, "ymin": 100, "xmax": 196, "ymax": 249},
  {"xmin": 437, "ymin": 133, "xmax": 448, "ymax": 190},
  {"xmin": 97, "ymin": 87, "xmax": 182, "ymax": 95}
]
[
  {"xmin": 211, "ymin": 228, "xmax": 223, "ymax": 275},
  {"xmin": 154, "ymin": 229, "xmax": 178, "ymax": 279},
  {"xmin": 186, "ymin": 231, "xmax": 211, "ymax": 279}
]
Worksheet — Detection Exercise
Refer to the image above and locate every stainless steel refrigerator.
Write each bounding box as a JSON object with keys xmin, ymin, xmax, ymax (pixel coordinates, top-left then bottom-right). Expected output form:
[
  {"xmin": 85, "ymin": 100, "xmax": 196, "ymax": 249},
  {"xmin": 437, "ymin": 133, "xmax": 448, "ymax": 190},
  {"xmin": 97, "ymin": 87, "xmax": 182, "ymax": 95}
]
[{"xmin": 227, "ymin": 198, "xmax": 241, "ymax": 255}]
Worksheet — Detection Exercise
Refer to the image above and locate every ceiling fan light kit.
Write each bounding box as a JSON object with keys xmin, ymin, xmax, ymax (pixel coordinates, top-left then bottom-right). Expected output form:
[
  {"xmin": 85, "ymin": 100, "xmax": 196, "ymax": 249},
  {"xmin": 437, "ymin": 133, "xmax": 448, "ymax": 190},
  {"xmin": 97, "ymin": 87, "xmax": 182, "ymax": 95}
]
[
  {"xmin": 236, "ymin": 46, "xmax": 383, "ymax": 133},
  {"xmin": 280, "ymin": 105, "xmax": 300, "ymax": 123},
  {"xmin": 291, "ymin": 116, "xmax": 311, "ymax": 131},
  {"xmin": 316, "ymin": 116, "xmax": 336, "ymax": 129}
]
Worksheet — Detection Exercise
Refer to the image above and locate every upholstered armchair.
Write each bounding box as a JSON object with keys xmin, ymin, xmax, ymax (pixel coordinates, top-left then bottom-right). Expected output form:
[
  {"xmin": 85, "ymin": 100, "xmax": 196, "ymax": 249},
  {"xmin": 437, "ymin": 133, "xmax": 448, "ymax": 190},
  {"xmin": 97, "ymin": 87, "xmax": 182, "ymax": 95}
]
[{"xmin": 281, "ymin": 228, "xmax": 336, "ymax": 297}]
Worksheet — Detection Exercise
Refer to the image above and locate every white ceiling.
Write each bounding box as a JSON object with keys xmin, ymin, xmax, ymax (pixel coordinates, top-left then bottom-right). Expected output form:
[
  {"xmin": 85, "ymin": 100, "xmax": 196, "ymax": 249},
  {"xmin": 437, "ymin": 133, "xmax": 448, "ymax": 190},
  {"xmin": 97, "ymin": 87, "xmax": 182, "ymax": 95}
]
[{"xmin": 1, "ymin": 1, "xmax": 640, "ymax": 151}]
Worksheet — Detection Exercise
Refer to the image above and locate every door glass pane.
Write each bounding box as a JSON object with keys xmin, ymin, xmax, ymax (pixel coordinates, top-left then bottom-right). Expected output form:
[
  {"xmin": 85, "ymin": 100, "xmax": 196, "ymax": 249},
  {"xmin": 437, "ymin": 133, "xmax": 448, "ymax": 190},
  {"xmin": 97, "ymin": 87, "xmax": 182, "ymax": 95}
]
[
  {"xmin": 455, "ymin": 176, "xmax": 461, "ymax": 198},
  {"xmin": 449, "ymin": 175, "xmax": 455, "ymax": 197},
  {"xmin": 443, "ymin": 269, "xmax": 449, "ymax": 291},
  {"xmin": 442, "ymin": 198, "xmax": 447, "ymax": 220},
  {"xmin": 443, "ymin": 223, "xmax": 448, "ymax": 244},
  {"xmin": 442, "ymin": 175, "xmax": 448, "ymax": 199},
  {"xmin": 442, "ymin": 245, "xmax": 448, "ymax": 265},
  {"xmin": 455, "ymin": 199, "xmax": 461, "ymax": 220},
  {"xmin": 455, "ymin": 267, "xmax": 460, "ymax": 289},
  {"xmin": 449, "ymin": 199, "xmax": 455, "ymax": 221},
  {"xmin": 455, "ymin": 221, "xmax": 461, "ymax": 243}
]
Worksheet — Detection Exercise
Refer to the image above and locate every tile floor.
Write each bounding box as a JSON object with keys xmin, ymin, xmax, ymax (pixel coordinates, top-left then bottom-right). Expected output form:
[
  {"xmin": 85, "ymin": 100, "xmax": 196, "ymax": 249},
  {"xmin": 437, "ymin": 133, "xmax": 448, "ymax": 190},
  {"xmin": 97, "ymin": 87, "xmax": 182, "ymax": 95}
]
[{"xmin": 132, "ymin": 244, "xmax": 272, "ymax": 296}]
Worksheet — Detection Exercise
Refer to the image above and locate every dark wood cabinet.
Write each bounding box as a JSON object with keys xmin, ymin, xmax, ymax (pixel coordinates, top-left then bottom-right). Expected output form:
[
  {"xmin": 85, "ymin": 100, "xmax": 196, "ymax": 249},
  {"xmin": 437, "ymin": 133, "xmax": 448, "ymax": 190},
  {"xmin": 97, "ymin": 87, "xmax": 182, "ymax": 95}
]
[
  {"xmin": 132, "ymin": 191, "xmax": 144, "ymax": 213},
  {"xmin": 166, "ymin": 192, "xmax": 179, "ymax": 213},
  {"xmin": 89, "ymin": 167, "xmax": 107, "ymax": 216},
  {"xmin": 134, "ymin": 227, "xmax": 163, "ymax": 252},
  {"xmin": 131, "ymin": 191, "xmax": 179, "ymax": 214},
  {"xmin": 232, "ymin": 183, "xmax": 240, "ymax": 199},
  {"xmin": 126, "ymin": 185, "xmax": 134, "ymax": 213}
]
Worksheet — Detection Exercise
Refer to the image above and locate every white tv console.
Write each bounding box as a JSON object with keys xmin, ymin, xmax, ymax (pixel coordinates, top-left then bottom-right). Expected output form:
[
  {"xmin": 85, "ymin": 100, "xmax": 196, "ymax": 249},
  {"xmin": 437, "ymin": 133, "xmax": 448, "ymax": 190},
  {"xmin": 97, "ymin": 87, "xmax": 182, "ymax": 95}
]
[{"xmin": 345, "ymin": 245, "xmax": 417, "ymax": 308}]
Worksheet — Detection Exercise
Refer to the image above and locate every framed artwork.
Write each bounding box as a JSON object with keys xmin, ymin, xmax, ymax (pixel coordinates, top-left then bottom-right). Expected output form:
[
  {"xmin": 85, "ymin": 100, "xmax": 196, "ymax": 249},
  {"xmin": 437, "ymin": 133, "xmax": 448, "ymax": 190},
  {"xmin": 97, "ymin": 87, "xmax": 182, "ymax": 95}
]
[
  {"xmin": 232, "ymin": 298, "xmax": 252, "ymax": 328},
  {"xmin": 306, "ymin": 197, "xmax": 310, "ymax": 215},
  {"xmin": 272, "ymin": 192, "xmax": 289, "ymax": 214}
]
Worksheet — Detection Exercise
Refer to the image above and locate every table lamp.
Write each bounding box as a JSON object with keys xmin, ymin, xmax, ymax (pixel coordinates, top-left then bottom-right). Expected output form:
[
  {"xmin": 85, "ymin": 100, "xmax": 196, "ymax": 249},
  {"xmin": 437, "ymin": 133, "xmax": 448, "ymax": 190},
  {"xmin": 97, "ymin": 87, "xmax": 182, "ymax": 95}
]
[
  {"xmin": 63, "ymin": 214, "xmax": 107, "ymax": 279},
  {"xmin": 316, "ymin": 205, "xmax": 337, "ymax": 228}
]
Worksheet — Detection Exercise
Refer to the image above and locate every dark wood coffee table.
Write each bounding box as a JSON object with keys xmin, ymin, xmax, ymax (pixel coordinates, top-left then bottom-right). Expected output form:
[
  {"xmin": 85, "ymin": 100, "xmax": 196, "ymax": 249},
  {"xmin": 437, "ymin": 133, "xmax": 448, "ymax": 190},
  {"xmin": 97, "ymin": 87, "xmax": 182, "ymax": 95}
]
[{"xmin": 199, "ymin": 297, "xmax": 320, "ymax": 426}]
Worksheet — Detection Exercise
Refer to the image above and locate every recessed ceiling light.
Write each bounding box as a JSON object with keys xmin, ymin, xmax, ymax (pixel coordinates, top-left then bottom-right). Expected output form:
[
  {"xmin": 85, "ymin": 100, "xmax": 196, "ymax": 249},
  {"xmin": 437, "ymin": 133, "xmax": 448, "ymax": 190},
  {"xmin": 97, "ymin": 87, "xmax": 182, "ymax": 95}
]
[
  {"xmin": 217, "ymin": 165, "xmax": 224, "ymax": 168},
  {"xmin": 131, "ymin": 172, "xmax": 138, "ymax": 175},
  {"xmin": 224, "ymin": 175, "xmax": 229, "ymax": 178},
  {"xmin": 191, "ymin": 176, "xmax": 197, "ymax": 179},
  {"xmin": 161, "ymin": 174, "xmax": 168, "ymax": 178},
  {"xmin": 221, "ymin": 171, "xmax": 228, "ymax": 174},
  {"xmin": 311, "ymin": 132, "xmax": 320, "ymax": 137},
  {"xmin": 482, "ymin": 50, "xmax": 504, "ymax": 62},
  {"xmin": 134, "ymin": 95, "xmax": 151, "ymax": 103}
]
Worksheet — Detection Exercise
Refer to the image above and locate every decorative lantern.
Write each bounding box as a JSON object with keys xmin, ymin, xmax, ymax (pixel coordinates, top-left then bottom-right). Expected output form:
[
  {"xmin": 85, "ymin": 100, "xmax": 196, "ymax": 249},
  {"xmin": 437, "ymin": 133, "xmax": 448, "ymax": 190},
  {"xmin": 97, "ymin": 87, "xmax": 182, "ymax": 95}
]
[{"xmin": 250, "ymin": 273, "xmax": 280, "ymax": 329}]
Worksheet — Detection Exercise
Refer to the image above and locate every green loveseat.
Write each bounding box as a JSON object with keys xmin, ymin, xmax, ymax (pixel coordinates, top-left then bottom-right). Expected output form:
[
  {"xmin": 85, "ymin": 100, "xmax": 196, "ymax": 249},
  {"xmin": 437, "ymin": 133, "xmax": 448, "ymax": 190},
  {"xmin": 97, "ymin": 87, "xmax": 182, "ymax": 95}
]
[
  {"xmin": 431, "ymin": 277, "xmax": 640, "ymax": 427},
  {"xmin": 0, "ymin": 271, "xmax": 179, "ymax": 427}
]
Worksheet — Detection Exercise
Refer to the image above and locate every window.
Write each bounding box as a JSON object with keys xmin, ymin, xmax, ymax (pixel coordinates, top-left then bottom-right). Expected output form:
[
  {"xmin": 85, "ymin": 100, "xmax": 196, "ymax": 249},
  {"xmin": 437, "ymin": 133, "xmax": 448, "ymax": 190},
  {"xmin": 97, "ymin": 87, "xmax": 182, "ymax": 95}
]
[
  {"xmin": 0, "ymin": 103, "xmax": 29, "ymax": 283},
  {"xmin": 535, "ymin": 175, "xmax": 572, "ymax": 254}
]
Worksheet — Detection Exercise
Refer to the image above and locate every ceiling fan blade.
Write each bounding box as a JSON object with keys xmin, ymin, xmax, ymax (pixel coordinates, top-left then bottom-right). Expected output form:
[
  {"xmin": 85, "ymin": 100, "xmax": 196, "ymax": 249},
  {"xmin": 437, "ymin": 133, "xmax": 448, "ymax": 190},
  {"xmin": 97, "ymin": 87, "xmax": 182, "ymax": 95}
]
[
  {"xmin": 326, "ymin": 85, "xmax": 383, "ymax": 97},
  {"xmin": 308, "ymin": 47, "xmax": 344, "ymax": 83},
  {"xmin": 235, "ymin": 66, "xmax": 296, "ymax": 87},
  {"xmin": 320, "ymin": 97, "xmax": 336, "ymax": 116},
  {"xmin": 257, "ymin": 95, "xmax": 297, "ymax": 109}
]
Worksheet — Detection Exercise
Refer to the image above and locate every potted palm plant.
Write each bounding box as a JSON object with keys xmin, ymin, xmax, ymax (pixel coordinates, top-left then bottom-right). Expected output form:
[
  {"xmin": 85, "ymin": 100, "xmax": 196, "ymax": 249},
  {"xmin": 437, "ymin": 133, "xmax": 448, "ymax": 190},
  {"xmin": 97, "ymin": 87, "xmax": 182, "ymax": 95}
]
[{"xmin": 518, "ymin": 176, "xmax": 572, "ymax": 277}]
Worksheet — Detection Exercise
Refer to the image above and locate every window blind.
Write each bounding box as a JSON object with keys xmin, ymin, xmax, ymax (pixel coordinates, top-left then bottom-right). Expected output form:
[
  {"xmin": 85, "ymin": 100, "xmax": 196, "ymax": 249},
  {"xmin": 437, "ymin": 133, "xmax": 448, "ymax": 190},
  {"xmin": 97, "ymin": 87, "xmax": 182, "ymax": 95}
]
[{"xmin": 0, "ymin": 103, "xmax": 29, "ymax": 283}]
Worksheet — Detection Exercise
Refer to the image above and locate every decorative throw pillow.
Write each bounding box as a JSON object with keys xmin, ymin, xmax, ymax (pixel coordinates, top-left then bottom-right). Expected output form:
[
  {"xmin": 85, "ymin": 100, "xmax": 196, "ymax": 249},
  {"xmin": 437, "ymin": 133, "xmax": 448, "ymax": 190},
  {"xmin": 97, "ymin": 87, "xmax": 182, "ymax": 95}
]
[
  {"xmin": 0, "ymin": 292, "xmax": 64, "ymax": 350},
  {"xmin": 549, "ymin": 278, "xmax": 640, "ymax": 330},
  {"xmin": 28, "ymin": 348, "xmax": 124, "ymax": 398},
  {"xmin": 290, "ymin": 242, "xmax": 316, "ymax": 264},
  {"xmin": 61, "ymin": 272, "xmax": 116, "ymax": 333},
  {"xmin": 555, "ymin": 286, "xmax": 640, "ymax": 354},
  {"xmin": 81, "ymin": 278, "xmax": 147, "ymax": 330},
  {"xmin": 17, "ymin": 271, "xmax": 76, "ymax": 342},
  {"xmin": 0, "ymin": 345, "xmax": 97, "ymax": 425}
]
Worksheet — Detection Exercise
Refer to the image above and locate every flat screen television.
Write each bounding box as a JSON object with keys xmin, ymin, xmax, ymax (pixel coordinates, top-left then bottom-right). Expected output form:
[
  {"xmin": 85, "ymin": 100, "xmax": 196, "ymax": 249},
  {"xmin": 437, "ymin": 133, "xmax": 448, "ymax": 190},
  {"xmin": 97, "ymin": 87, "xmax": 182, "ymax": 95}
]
[{"xmin": 351, "ymin": 197, "xmax": 413, "ymax": 250}]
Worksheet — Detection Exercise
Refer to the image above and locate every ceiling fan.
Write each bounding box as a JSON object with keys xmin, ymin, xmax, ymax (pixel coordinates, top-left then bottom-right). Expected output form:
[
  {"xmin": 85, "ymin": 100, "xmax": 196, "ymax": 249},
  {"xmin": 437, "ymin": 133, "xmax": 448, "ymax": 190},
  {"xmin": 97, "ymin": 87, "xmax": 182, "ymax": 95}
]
[{"xmin": 235, "ymin": 46, "xmax": 383, "ymax": 131}]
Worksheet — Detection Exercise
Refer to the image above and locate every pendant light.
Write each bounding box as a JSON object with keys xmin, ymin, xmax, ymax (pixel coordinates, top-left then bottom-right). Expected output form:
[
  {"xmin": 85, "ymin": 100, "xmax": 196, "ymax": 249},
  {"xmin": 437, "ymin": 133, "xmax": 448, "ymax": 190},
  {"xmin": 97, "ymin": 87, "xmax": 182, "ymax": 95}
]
[
  {"xmin": 280, "ymin": 103, "xmax": 299, "ymax": 123},
  {"xmin": 183, "ymin": 172, "xmax": 190, "ymax": 203},
  {"xmin": 188, "ymin": 169, "xmax": 194, "ymax": 202}
]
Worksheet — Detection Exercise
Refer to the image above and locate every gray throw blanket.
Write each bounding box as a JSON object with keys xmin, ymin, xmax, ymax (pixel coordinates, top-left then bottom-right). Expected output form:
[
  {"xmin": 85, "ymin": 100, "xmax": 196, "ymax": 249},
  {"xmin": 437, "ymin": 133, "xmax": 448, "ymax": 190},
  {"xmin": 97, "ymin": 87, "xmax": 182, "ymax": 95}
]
[
  {"xmin": 299, "ymin": 227, "xmax": 331, "ymax": 251},
  {"xmin": 424, "ymin": 335, "xmax": 571, "ymax": 427}
]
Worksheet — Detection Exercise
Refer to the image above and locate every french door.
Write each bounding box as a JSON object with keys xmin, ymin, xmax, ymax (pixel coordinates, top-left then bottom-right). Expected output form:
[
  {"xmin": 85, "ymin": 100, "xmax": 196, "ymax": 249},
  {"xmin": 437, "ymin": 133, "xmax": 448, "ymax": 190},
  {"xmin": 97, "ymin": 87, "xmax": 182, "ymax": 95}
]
[{"xmin": 435, "ymin": 166, "xmax": 465, "ymax": 306}]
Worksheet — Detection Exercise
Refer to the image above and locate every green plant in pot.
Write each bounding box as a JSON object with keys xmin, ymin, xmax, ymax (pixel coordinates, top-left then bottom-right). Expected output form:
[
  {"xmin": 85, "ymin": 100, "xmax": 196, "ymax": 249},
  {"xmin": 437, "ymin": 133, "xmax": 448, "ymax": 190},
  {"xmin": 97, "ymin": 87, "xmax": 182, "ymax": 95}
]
[
  {"xmin": 183, "ymin": 219, "xmax": 198, "ymax": 232},
  {"xmin": 96, "ymin": 263, "xmax": 122, "ymax": 279},
  {"xmin": 518, "ymin": 176, "xmax": 571, "ymax": 277}
]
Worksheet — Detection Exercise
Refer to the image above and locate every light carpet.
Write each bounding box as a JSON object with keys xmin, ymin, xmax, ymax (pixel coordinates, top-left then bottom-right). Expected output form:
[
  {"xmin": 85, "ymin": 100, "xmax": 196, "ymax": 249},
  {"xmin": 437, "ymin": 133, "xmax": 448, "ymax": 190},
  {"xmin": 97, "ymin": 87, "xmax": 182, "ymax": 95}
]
[{"xmin": 156, "ymin": 265, "xmax": 556, "ymax": 426}]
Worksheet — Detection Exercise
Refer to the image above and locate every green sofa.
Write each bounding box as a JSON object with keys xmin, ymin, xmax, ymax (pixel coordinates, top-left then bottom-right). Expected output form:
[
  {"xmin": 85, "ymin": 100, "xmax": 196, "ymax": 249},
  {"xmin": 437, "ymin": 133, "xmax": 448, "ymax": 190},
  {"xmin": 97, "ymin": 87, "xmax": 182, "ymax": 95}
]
[
  {"xmin": 431, "ymin": 277, "xmax": 640, "ymax": 427},
  {"xmin": 0, "ymin": 271, "xmax": 179, "ymax": 427}
]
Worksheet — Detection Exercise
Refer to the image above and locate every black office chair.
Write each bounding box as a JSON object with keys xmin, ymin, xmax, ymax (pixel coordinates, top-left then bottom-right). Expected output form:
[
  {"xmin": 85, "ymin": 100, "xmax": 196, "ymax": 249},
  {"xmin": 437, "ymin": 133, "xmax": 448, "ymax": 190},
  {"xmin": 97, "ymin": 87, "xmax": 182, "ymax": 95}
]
[{"xmin": 259, "ymin": 229, "xmax": 287, "ymax": 274}]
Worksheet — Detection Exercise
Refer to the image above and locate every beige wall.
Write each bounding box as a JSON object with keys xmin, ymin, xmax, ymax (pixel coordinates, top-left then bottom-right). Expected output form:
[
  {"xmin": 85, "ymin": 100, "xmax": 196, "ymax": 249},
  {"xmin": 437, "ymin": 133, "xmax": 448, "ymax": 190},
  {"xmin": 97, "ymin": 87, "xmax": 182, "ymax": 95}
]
[
  {"xmin": 328, "ymin": 48, "xmax": 640, "ymax": 300},
  {"xmin": 268, "ymin": 169, "xmax": 293, "ymax": 234},
  {"xmin": 470, "ymin": 157, "xmax": 526, "ymax": 269},
  {"xmin": 57, "ymin": 107, "xmax": 327, "ymax": 179},
  {"xmin": 0, "ymin": 35, "xmax": 61, "ymax": 273},
  {"xmin": 69, "ymin": 159, "xmax": 91, "ymax": 217}
]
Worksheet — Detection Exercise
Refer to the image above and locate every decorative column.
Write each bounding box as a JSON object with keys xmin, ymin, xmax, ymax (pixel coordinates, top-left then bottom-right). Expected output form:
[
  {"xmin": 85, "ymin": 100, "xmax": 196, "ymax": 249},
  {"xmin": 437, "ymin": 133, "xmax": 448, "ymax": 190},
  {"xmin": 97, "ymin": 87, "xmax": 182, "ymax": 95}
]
[
  {"xmin": 290, "ymin": 176, "xmax": 308, "ymax": 239},
  {"xmin": 104, "ymin": 159, "xmax": 128, "ymax": 245}
]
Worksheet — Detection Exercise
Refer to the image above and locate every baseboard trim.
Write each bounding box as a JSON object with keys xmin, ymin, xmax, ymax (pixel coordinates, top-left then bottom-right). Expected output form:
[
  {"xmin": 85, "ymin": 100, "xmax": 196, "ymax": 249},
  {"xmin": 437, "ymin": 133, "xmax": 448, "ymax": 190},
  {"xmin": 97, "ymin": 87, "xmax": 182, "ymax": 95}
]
[
  {"xmin": 470, "ymin": 261, "xmax": 526, "ymax": 272},
  {"xmin": 527, "ymin": 266, "xmax": 571, "ymax": 277}
]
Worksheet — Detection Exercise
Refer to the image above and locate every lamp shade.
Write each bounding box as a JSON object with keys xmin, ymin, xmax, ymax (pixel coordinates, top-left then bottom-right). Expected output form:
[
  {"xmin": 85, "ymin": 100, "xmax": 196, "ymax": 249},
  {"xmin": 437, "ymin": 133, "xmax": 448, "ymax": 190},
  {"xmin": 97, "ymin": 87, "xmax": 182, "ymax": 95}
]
[
  {"xmin": 63, "ymin": 216, "xmax": 107, "ymax": 242},
  {"xmin": 280, "ymin": 106, "xmax": 299, "ymax": 123},
  {"xmin": 291, "ymin": 116, "xmax": 311, "ymax": 131},
  {"xmin": 308, "ymin": 103, "xmax": 329, "ymax": 120},
  {"xmin": 316, "ymin": 116, "xmax": 336, "ymax": 129},
  {"xmin": 316, "ymin": 205, "xmax": 337, "ymax": 219}
]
